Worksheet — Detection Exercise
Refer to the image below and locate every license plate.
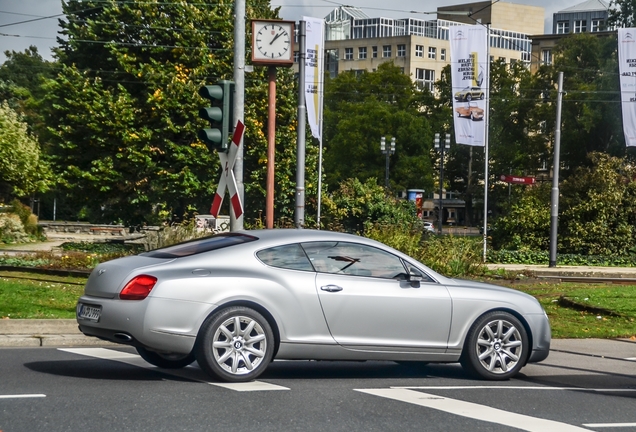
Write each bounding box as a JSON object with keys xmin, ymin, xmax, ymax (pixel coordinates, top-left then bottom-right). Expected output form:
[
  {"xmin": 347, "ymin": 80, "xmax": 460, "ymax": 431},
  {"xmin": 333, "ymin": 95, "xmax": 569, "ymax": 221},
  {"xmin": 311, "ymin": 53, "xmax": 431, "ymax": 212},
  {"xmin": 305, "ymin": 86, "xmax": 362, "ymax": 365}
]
[{"xmin": 78, "ymin": 303, "xmax": 101, "ymax": 322}]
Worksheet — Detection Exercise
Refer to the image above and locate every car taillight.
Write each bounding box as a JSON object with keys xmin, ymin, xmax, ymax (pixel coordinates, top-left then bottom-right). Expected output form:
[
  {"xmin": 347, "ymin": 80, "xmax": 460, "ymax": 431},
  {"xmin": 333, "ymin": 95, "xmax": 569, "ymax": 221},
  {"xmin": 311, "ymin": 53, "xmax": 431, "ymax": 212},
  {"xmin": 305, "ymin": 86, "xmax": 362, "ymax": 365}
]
[{"xmin": 120, "ymin": 275, "xmax": 157, "ymax": 300}]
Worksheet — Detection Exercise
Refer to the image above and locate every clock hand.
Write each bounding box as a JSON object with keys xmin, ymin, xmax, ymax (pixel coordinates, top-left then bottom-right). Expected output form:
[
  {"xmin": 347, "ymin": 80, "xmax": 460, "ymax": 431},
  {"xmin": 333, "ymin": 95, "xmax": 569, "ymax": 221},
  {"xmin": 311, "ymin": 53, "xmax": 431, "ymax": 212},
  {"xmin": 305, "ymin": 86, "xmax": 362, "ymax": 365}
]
[{"xmin": 269, "ymin": 31, "xmax": 284, "ymax": 45}]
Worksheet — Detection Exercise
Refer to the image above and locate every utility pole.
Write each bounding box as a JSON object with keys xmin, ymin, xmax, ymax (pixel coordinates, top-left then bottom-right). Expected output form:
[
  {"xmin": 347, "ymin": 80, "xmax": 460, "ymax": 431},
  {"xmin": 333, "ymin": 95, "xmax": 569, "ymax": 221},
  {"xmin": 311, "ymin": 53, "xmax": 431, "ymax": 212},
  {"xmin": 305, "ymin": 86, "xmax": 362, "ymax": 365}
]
[
  {"xmin": 295, "ymin": 21, "xmax": 306, "ymax": 228},
  {"xmin": 380, "ymin": 137, "xmax": 395, "ymax": 188},
  {"xmin": 231, "ymin": 0, "xmax": 245, "ymax": 231},
  {"xmin": 434, "ymin": 133, "xmax": 450, "ymax": 234},
  {"xmin": 549, "ymin": 72, "xmax": 564, "ymax": 267}
]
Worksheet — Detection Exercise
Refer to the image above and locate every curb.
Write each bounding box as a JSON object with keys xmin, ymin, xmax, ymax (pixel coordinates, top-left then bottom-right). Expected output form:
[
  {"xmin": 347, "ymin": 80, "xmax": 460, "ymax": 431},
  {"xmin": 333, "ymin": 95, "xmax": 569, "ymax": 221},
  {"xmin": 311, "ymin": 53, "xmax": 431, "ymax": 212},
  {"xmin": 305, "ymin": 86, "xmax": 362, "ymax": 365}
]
[{"xmin": 0, "ymin": 319, "xmax": 115, "ymax": 348}]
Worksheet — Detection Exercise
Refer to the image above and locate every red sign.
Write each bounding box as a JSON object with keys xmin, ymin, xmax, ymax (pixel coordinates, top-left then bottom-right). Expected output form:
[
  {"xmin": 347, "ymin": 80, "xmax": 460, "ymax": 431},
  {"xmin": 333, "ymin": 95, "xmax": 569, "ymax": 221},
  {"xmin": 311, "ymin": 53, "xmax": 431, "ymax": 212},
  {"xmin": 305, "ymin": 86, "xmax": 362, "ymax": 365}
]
[
  {"xmin": 499, "ymin": 175, "xmax": 536, "ymax": 185},
  {"xmin": 210, "ymin": 121, "xmax": 245, "ymax": 218}
]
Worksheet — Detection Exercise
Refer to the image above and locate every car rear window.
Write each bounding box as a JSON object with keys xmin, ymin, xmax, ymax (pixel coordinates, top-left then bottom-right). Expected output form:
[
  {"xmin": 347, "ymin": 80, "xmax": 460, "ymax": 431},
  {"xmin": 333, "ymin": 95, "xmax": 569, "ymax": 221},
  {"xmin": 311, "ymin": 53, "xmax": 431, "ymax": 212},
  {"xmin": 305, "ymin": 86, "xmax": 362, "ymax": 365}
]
[
  {"xmin": 141, "ymin": 233, "xmax": 258, "ymax": 258},
  {"xmin": 256, "ymin": 243, "xmax": 314, "ymax": 271}
]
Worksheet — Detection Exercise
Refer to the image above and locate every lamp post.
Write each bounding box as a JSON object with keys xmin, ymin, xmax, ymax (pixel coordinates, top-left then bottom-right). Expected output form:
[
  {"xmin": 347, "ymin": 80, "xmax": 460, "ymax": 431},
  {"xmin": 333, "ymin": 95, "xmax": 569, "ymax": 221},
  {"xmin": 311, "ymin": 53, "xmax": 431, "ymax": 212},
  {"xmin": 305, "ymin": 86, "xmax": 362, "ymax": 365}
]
[
  {"xmin": 380, "ymin": 136, "xmax": 396, "ymax": 188},
  {"xmin": 434, "ymin": 133, "xmax": 451, "ymax": 234}
]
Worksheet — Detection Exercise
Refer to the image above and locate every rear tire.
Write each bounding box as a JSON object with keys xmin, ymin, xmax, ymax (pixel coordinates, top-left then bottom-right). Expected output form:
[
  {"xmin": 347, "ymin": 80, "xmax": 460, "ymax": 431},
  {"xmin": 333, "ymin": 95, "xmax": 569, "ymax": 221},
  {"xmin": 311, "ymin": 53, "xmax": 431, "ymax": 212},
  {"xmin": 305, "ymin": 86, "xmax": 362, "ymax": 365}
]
[
  {"xmin": 460, "ymin": 311, "xmax": 528, "ymax": 380},
  {"xmin": 136, "ymin": 346, "xmax": 195, "ymax": 369},
  {"xmin": 195, "ymin": 306, "xmax": 275, "ymax": 382}
]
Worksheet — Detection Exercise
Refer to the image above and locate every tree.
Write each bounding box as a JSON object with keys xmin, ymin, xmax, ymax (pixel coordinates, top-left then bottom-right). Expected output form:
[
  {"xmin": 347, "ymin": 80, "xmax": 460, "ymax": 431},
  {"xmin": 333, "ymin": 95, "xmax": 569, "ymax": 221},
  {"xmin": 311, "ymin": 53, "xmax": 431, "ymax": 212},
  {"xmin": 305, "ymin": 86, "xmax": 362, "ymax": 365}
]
[
  {"xmin": 0, "ymin": 101, "xmax": 51, "ymax": 199},
  {"xmin": 533, "ymin": 33, "xmax": 625, "ymax": 174},
  {"xmin": 323, "ymin": 62, "xmax": 434, "ymax": 194},
  {"xmin": 0, "ymin": 46, "xmax": 57, "ymax": 141},
  {"xmin": 491, "ymin": 153, "xmax": 636, "ymax": 256},
  {"xmin": 46, "ymin": 0, "xmax": 317, "ymax": 225},
  {"xmin": 608, "ymin": 0, "xmax": 636, "ymax": 28}
]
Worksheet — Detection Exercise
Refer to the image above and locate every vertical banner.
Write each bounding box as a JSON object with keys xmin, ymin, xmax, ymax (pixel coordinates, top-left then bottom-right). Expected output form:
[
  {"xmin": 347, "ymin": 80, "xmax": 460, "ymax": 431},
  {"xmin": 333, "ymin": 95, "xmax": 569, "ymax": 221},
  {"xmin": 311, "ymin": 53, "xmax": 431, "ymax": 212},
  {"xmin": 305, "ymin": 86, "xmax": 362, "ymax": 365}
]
[
  {"xmin": 303, "ymin": 16, "xmax": 325, "ymax": 140},
  {"xmin": 618, "ymin": 28, "xmax": 636, "ymax": 147},
  {"xmin": 449, "ymin": 25, "xmax": 488, "ymax": 146}
]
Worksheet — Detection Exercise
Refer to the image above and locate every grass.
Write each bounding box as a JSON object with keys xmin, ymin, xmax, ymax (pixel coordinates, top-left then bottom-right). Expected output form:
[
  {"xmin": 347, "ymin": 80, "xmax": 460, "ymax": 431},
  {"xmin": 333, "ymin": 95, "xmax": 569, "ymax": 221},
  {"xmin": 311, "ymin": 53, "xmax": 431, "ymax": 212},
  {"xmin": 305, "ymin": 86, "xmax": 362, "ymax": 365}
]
[
  {"xmin": 495, "ymin": 279, "xmax": 636, "ymax": 339},
  {"xmin": 0, "ymin": 268, "xmax": 635, "ymax": 339},
  {"xmin": 0, "ymin": 271, "xmax": 87, "ymax": 319}
]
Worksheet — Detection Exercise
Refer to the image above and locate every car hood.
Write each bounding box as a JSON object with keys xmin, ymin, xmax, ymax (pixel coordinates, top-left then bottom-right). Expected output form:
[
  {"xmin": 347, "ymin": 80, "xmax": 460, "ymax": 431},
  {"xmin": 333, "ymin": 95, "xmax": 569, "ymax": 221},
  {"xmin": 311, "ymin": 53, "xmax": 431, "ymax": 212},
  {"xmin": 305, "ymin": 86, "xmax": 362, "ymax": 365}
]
[{"xmin": 84, "ymin": 255, "xmax": 175, "ymax": 299}]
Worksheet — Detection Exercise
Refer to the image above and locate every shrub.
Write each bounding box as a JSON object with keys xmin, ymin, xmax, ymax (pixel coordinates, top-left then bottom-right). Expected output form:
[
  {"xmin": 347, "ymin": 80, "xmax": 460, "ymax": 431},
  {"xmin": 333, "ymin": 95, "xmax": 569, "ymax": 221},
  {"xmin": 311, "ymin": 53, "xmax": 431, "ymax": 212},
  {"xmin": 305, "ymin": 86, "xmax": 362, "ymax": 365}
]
[
  {"xmin": 419, "ymin": 235, "xmax": 486, "ymax": 277},
  {"xmin": 0, "ymin": 213, "xmax": 30, "ymax": 244}
]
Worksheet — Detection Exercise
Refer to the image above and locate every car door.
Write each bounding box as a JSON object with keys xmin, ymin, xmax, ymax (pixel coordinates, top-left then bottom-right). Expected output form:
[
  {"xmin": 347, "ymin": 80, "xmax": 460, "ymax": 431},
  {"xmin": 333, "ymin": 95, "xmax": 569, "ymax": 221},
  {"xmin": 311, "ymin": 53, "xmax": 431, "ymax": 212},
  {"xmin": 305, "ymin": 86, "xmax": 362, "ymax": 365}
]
[{"xmin": 302, "ymin": 241, "xmax": 452, "ymax": 351}]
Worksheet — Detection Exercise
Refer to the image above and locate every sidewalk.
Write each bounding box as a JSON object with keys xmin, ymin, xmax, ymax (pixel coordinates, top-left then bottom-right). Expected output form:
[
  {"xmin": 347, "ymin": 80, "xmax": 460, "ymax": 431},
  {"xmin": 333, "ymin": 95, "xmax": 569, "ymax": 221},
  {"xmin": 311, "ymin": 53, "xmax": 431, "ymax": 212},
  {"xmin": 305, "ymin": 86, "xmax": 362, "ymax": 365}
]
[
  {"xmin": 486, "ymin": 263, "xmax": 636, "ymax": 279},
  {"xmin": 0, "ymin": 319, "xmax": 115, "ymax": 347}
]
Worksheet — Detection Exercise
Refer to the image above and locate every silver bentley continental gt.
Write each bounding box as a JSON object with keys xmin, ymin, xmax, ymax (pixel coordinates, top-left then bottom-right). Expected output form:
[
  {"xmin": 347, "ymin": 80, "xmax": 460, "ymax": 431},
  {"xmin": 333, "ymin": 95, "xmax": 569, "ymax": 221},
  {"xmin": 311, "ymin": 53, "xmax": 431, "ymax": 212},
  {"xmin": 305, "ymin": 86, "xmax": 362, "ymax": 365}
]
[{"xmin": 76, "ymin": 229, "xmax": 550, "ymax": 382}]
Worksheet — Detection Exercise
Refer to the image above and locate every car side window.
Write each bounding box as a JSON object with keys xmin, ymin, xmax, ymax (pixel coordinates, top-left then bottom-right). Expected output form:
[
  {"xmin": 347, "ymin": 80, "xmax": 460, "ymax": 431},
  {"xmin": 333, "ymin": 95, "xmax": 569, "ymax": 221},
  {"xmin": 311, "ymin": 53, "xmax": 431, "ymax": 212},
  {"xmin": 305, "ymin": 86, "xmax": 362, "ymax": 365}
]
[
  {"xmin": 256, "ymin": 244, "xmax": 314, "ymax": 271},
  {"xmin": 301, "ymin": 241, "xmax": 407, "ymax": 279}
]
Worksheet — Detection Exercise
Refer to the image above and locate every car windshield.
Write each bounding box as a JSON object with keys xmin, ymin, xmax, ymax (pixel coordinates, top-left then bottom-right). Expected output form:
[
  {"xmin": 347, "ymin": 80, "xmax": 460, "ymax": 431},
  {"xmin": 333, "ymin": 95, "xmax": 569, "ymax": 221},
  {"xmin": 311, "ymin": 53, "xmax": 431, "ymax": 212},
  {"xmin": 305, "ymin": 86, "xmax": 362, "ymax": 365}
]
[{"xmin": 141, "ymin": 233, "xmax": 258, "ymax": 258}]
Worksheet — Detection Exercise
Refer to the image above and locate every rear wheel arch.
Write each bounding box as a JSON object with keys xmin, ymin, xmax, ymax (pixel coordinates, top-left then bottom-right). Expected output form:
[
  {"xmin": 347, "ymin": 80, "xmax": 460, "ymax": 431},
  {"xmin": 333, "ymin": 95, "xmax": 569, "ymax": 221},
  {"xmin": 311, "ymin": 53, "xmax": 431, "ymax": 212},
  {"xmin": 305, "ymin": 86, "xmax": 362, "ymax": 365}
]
[{"xmin": 196, "ymin": 300, "xmax": 281, "ymax": 357}]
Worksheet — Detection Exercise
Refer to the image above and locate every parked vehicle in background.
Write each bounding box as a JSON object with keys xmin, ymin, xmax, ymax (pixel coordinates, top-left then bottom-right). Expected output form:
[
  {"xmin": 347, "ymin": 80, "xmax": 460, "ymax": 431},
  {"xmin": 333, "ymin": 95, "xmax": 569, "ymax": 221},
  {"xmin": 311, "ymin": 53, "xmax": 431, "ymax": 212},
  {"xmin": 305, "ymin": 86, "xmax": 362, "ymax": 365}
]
[
  {"xmin": 77, "ymin": 229, "xmax": 551, "ymax": 382},
  {"xmin": 424, "ymin": 221, "xmax": 436, "ymax": 233}
]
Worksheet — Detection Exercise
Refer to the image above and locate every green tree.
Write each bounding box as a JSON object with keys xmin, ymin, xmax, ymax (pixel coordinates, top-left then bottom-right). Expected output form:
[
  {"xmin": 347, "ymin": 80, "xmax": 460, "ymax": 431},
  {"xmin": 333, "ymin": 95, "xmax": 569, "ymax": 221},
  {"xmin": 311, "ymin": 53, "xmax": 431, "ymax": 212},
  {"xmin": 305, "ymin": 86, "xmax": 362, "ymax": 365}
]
[
  {"xmin": 533, "ymin": 33, "xmax": 624, "ymax": 174},
  {"xmin": 323, "ymin": 62, "xmax": 434, "ymax": 194},
  {"xmin": 491, "ymin": 153, "xmax": 636, "ymax": 256},
  {"xmin": 609, "ymin": 0, "xmax": 636, "ymax": 27},
  {"xmin": 0, "ymin": 101, "xmax": 52, "ymax": 199},
  {"xmin": 0, "ymin": 46, "xmax": 57, "ymax": 141},
  {"xmin": 559, "ymin": 153, "xmax": 636, "ymax": 255},
  {"xmin": 47, "ymin": 0, "xmax": 315, "ymax": 225}
]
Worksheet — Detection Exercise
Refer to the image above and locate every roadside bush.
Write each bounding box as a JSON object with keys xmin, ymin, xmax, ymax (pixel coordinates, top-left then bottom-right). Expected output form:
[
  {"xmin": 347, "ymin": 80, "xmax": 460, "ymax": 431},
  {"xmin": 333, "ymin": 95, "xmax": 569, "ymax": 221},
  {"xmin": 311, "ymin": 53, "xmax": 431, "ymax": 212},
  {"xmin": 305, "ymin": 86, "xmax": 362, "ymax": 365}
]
[
  {"xmin": 10, "ymin": 199, "xmax": 39, "ymax": 235},
  {"xmin": 364, "ymin": 222, "xmax": 485, "ymax": 277},
  {"xmin": 321, "ymin": 178, "xmax": 421, "ymax": 233},
  {"xmin": 419, "ymin": 235, "xmax": 485, "ymax": 277},
  {"xmin": 0, "ymin": 213, "xmax": 30, "ymax": 244},
  {"xmin": 488, "ymin": 249, "xmax": 636, "ymax": 267}
]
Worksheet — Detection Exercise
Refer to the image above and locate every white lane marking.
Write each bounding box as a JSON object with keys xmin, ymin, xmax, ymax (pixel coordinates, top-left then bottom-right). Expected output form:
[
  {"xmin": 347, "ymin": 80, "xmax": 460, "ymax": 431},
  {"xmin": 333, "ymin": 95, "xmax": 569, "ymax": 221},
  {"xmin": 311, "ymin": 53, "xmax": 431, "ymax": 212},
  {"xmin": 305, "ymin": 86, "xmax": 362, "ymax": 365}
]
[
  {"xmin": 209, "ymin": 381, "xmax": 289, "ymax": 392},
  {"xmin": 395, "ymin": 386, "xmax": 636, "ymax": 392},
  {"xmin": 60, "ymin": 348, "xmax": 139, "ymax": 359},
  {"xmin": 583, "ymin": 423, "xmax": 636, "ymax": 428},
  {"xmin": 356, "ymin": 388, "xmax": 591, "ymax": 432},
  {"xmin": 58, "ymin": 348, "xmax": 289, "ymax": 392},
  {"xmin": 0, "ymin": 394, "xmax": 46, "ymax": 399}
]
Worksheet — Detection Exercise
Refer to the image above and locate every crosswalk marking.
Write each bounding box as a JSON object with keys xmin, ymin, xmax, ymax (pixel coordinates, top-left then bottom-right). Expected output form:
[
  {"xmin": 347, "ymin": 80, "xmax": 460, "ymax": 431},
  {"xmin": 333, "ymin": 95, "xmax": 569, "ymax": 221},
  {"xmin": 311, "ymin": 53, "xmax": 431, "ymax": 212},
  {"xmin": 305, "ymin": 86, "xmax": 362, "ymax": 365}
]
[
  {"xmin": 583, "ymin": 423, "xmax": 636, "ymax": 428},
  {"xmin": 0, "ymin": 394, "xmax": 46, "ymax": 399},
  {"xmin": 355, "ymin": 388, "xmax": 591, "ymax": 432},
  {"xmin": 58, "ymin": 347, "xmax": 289, "ymax": 392}
]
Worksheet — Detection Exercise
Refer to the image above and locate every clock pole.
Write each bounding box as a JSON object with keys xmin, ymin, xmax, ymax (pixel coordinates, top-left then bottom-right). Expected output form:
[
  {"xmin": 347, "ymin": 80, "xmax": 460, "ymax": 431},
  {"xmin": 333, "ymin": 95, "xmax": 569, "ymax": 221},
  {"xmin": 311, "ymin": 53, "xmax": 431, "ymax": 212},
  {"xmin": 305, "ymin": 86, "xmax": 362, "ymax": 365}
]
[{"xmin": 266, "ymin": 66, "xmax": 277, "ymax": 229}]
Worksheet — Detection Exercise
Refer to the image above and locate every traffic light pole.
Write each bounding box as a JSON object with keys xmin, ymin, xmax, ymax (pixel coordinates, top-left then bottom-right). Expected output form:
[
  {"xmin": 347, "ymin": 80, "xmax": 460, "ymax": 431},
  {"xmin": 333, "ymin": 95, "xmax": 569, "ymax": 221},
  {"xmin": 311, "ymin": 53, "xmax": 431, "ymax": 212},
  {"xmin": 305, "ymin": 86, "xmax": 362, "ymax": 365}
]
[{"xmin": 232, "ymin": 0, "xmax": 246, "ymax": 231}]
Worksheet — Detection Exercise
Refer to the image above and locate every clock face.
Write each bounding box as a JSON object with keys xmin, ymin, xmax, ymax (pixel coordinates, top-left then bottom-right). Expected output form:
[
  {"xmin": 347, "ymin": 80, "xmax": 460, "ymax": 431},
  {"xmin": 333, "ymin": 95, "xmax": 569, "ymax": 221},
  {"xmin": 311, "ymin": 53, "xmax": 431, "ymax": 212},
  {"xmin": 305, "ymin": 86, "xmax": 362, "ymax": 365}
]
[{"xmin": 252, "ymin": 21, "xmax": 294, "ymax": 64}]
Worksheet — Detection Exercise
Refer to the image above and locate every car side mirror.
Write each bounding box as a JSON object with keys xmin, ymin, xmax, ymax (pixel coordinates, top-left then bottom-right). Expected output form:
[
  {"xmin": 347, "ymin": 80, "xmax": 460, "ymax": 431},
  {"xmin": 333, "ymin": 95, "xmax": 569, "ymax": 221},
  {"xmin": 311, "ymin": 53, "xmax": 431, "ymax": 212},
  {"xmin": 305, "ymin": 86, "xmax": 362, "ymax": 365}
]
[{"xmin": 407, "ymin": 273, "xmax": 422, "ymax": 288}]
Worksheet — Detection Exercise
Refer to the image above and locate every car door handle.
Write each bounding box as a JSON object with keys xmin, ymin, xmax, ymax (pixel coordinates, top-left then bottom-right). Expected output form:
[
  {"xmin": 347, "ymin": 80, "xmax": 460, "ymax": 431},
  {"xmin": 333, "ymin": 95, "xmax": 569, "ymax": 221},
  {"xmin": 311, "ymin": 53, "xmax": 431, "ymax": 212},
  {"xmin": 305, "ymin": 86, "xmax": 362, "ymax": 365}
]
[{"xmin": 320, "ymin": 284, "xmax": 343, "ymax": 292}]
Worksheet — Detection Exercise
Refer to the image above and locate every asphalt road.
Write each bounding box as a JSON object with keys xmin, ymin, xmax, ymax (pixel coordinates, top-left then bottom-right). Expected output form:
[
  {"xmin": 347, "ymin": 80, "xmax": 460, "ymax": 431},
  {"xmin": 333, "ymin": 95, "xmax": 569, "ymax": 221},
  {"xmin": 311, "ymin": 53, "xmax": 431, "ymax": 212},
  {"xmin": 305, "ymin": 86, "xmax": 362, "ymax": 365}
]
[{"xmin": 1, "ymin": 339, "xmax": 635, "ymax": 432}]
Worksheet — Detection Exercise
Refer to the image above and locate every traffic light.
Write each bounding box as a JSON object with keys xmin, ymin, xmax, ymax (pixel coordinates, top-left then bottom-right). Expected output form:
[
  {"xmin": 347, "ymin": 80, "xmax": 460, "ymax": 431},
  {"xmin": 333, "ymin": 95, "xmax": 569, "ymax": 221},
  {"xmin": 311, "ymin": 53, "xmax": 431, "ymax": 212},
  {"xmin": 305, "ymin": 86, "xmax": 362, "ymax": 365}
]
[{"xmin": 198, "ymin": 80, "xmax": 234, "ymax": 152}]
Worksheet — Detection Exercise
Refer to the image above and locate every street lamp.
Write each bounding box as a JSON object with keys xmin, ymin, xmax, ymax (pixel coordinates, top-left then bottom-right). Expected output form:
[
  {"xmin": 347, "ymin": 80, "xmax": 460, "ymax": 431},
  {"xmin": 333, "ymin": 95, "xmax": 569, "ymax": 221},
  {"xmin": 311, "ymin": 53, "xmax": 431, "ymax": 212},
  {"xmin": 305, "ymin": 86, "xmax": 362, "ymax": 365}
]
[
  {"xmin": 434, "ymin": 133, "xmax": 451, "ymax": 234},
  {"xmin": 380, "ymin": 136, "xmax": 396, "ymax": 188}
]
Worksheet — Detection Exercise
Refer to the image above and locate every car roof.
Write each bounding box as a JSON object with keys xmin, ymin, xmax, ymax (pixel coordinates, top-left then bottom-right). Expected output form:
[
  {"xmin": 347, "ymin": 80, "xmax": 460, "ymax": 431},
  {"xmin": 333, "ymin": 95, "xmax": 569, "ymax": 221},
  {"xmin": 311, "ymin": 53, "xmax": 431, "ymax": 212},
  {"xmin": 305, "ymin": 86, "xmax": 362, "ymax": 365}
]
[{"xmin": 239, "ymin": 228, "xmax": 374, "ymax": 245}]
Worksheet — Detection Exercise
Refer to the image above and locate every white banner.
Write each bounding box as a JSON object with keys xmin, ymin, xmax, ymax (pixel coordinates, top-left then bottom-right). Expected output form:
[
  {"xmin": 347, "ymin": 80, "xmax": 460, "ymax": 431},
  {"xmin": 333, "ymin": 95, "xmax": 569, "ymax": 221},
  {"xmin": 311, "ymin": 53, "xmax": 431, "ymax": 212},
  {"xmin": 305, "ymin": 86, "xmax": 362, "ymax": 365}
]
[
  {"xmin": 449, "ymin": 25, "xmax": 488, "ymax": 146},
  {"xmin": 303, "ymin": 16, "xmax": 324, "ymax": 140},
  {"xmin": 618, "ymin": 28, "xmax": 636, "ymax": 147}
]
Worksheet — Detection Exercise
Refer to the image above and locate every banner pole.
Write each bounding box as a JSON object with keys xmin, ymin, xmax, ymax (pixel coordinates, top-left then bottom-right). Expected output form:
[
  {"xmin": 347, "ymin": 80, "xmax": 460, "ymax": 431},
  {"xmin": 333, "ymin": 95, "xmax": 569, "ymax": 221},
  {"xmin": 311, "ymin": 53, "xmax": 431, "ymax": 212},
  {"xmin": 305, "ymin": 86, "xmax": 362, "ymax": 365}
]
[{"xmin": 482, "ymin": 24, "xmax": 491, "ymax": 263}]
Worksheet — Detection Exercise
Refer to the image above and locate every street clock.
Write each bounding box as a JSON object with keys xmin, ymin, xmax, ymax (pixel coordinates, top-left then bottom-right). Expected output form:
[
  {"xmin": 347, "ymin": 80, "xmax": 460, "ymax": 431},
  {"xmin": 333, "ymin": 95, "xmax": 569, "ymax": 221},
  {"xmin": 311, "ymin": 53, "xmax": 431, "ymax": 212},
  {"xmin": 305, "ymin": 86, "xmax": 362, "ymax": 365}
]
[{"xmin": 251, "ymin": 20, "xmax": 295, "ymax": 66}]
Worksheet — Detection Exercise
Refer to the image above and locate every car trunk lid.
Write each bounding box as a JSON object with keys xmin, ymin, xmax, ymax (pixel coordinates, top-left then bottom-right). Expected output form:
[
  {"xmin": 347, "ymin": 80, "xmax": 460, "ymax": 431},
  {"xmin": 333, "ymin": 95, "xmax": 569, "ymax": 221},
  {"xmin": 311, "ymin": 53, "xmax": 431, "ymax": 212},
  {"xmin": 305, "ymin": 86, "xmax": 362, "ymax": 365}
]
[{"xmin": 83, "ymin": 256, "xmax": 174, "ymax": 299}]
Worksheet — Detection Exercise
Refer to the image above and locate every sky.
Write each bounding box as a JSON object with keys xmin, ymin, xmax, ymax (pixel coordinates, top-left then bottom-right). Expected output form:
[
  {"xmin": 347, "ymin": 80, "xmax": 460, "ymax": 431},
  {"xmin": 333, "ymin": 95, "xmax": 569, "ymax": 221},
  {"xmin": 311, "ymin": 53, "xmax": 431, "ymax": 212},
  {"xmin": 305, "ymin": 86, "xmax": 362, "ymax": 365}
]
[{"xmin": 0, "ymin": 0, "xmax": 592, "ymax": 63}]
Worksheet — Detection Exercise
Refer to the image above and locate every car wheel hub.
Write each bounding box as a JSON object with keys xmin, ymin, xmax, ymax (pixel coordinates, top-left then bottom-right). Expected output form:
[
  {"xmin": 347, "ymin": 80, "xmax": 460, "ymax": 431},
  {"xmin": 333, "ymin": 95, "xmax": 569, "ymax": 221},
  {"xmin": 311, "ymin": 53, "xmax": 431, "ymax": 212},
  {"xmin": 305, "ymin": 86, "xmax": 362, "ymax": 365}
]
[
  {"xmin": 475, "ymin": 319, "xmax": 523, "ymax": 374},
  {"xmin": 212, "ymin": 315, "xmax": 267, "ymax": 375}
]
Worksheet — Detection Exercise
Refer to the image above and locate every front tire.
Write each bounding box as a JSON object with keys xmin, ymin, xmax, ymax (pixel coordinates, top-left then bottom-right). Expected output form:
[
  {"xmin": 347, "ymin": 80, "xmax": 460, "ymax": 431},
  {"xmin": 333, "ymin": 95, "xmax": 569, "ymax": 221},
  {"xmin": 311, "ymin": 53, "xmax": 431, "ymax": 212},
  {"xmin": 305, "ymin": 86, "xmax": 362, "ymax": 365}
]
[
  {"xmin": 195, "ymin": 306, "xmax": 274, "ymax": 382},
  {"xmin": 466, "ymin": 94, "xmax": 472, "ymax": 101},
  {"xmin": 461, "ymin": 311, "xmax": 528, "ymax": 380},
  {"xmin": 136, "ymin": 347, "xmax": 195, "ymax": 369}
]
